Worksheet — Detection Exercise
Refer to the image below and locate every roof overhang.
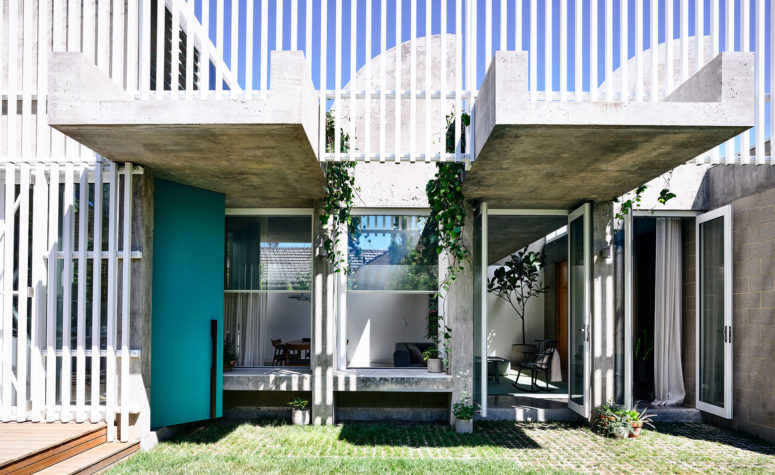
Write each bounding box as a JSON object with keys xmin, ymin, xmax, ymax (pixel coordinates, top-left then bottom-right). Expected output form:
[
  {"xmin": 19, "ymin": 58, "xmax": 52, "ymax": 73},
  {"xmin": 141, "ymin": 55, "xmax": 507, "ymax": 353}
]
[
  {"xmin": 466, "ymin": 51, "xmax": 755, "ymax": 209},
  {"xmin": 48, "ymin": 51, "xmax": 325, "ymax": 208}
]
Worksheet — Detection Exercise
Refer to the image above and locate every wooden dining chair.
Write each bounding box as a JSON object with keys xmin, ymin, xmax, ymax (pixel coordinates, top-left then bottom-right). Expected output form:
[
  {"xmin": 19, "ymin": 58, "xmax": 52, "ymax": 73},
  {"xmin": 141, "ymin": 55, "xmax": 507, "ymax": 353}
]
[
  {"xmin": 271, "ymin": 339, "xmax": 285, "ymax": 366},
  {"xmin": 284, "ymin": 343, "xmax": 311, "ymax": 366}
]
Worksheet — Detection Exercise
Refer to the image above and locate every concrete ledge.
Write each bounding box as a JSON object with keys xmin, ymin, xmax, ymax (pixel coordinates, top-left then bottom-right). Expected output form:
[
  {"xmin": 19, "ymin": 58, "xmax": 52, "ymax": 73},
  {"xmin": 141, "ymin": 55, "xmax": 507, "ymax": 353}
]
[
  {"xmin": 333, "ymin": 369, "xmax": 454, "ymax": 393},
  {"xmin": 480, "ymin": 407, "xmax": 581, "ymax": 422},
  {"xmin": 48, "ymin": 51, "xmax": 324, "ymax": 208},
  {"xmin": 468, "ymin": 51, "xmax": 754, "ymax": 209},
  {"xmin": 223, "ymin": 368, "xmax": 312, "ymax": 391}
]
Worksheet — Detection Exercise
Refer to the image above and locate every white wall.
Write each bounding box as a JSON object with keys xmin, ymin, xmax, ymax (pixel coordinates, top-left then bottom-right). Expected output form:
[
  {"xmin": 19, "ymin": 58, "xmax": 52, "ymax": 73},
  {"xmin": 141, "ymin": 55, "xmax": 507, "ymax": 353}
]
[
  {"xmin": 346, "ymin": 293, "xmax": 432, "ymax": 366},
  {"xmin": 486, "ymin": 267, "xmax": 546, "ymax": 359}
]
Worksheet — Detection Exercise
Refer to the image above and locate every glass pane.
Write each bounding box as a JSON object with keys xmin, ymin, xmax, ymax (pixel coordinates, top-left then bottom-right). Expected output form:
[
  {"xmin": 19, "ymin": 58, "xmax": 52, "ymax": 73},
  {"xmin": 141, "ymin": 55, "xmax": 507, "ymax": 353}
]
[
  {"xmin": 224, "ymin": 292, "xmax": 311, "ymax": 367},
  {"xmin": 225, "ymin": 216, "xmax": 312, "ymax": 291},
  {"xmin": 569, "ymin": 216, "xmax": 585, "ymax": 407},
  {"xmin": 699, "ymin": 216, "xmax": 725, "ymax": 407},
  {"xmin": 348, "ymin": 215, "xmax": 438, "ymax": 291}
]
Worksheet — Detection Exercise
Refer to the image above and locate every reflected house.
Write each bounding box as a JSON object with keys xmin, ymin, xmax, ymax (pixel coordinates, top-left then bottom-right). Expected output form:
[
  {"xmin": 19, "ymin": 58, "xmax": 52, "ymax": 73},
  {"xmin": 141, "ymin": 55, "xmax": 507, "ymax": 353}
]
[{"xmin": 3, "ymin": 0, "xmax": 774, "ymax": 454}]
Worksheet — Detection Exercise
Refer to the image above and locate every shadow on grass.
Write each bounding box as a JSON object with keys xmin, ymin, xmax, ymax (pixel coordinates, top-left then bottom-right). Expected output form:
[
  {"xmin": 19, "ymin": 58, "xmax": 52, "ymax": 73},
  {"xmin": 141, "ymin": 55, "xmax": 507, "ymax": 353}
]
[
  {"xmin": 336, "ymin": 420, "xmax": 553, "ymax": 449},
  {"xmin": 653, "ymin": 423, "xmax": 775, "ymax": 456}
]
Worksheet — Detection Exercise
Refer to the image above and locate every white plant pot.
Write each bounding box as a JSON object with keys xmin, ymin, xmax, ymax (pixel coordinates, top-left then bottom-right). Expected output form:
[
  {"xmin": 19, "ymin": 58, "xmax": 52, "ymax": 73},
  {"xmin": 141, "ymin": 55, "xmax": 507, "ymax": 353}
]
[
  {"xmin": 612, "ymin": 426, "xmax": 630, "ymax": 439},
  {"xmin": 427, "ymin": 358, "xmax": 443, "ymax": 373},
  {"xmin": 291, "ymin": 408, "xmax": 310, "ymax": 426},
  {"xmin": 455, "ymin": 419, "xmax": 473, "ymax": 434}
]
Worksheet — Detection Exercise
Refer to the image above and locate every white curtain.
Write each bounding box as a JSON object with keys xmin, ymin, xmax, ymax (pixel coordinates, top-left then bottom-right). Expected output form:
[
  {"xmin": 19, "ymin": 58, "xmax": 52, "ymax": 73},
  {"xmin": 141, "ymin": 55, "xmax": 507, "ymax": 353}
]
[
  {"xmin": 652, "ymin": 218, "xmax": 685, "ymax": 406},
  {"xmin": 225, "ymin": 293, "xmax": 268, "ymax": 366}
]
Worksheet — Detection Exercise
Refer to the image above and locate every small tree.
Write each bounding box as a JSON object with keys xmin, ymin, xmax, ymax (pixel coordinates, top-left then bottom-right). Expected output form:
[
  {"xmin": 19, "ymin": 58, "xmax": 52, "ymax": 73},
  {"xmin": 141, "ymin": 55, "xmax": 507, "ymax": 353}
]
[{"xmin": 486, "ymin": 250, "xmax": 548, "ymax": 345}]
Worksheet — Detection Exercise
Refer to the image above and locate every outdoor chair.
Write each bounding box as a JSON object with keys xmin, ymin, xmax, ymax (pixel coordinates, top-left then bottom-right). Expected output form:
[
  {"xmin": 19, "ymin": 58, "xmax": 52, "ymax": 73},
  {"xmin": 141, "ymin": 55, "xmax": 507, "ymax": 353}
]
[
  {"xmin": 271, "ymin": 339, "xmax": 285, "ymax": 366},
  {"xmin": 515, "ymin": 339, "xmax": 557, "ymax": 392}
]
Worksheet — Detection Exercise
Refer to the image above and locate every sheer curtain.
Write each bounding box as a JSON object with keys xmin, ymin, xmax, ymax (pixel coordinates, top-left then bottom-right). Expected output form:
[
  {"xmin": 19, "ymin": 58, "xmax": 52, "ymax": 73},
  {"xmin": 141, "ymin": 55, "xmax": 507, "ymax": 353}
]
[{"xmin": 652, "ymin": 218, "xmax": 685, "ymax": 406}]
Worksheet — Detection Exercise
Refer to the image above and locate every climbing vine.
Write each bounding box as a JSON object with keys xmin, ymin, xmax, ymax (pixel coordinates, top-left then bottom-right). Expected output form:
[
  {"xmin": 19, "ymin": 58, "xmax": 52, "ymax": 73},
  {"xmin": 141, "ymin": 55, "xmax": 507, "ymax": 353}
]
[
  {"xmin": 320, "ymin": 111, "xmax": 358, "ymax": 273},
  {"xmin": 426, "ymin": 112, "xmax": 471, "ymax": 296},
  {"xmin": 614, "ymin": 172, "xmax": 677, "ymax": 224}
]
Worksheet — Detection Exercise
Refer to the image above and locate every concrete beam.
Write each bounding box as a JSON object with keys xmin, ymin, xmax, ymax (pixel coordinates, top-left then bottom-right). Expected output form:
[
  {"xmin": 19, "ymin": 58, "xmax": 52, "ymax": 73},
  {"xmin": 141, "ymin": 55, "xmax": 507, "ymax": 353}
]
[
  {"xmin": 48, "ymin": 51, "xmax": 324, "ymax": 208},
  {"xmin": 466, "ymin": 51, "xmax": 754, "ymax": 209}
]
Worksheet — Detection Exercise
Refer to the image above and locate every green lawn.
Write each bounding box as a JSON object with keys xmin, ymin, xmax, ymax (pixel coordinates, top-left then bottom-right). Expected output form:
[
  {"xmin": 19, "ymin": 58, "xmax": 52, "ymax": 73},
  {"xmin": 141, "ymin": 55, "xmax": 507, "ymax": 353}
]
[{"xmin": 109, "ymin": 419, "xmax": 775, "ymax": 474}]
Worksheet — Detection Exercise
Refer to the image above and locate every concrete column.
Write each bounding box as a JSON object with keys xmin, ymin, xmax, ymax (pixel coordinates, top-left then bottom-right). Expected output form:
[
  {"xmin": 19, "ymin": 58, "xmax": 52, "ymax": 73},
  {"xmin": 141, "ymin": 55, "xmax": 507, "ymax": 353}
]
[
  {"xmin": 445, "ymin": 201, "xmax": 475, "ymax": 423},
  {"xmin": 311, "ymin": 200, "xmax": 335, "ymax": 425},
  {"xmin": 591, "ymin": 201, "xmax": 618, "ymax": 412}
]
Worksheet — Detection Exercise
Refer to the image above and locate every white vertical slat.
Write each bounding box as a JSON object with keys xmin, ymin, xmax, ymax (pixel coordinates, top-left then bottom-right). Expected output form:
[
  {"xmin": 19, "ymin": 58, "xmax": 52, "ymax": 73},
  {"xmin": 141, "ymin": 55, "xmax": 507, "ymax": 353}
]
[
  {"xmin": 22, "ymin": 0, "xmax": 34, "ymax": 165},
  {"xmin": 90, "ymin": 160, "xmax": 103, "ymax": 423},
  {"xmin": 468, "ymin": 0, "xmax": 477, "ymax": 159},
  {"xmin": 455, "ymin": 0, "xmax": 462, "ymax": 160},
  {"xmin": 15, "ymin": 165, "xmax": 30, "ymax": 421},
  {"xmin": 156, "ymin": 0, "xmax": 165, "ymax": 96},
  {"xmin": 306, "ymin": 0, "xmax": 312, "ymax": 70},
  {"xmin": 110, "ymin": 0, "xmax": 126, "ymax": 86},
  {"xmin": 76, "ymin": 168, "xmax": 88, "ymax": 422},
  {"xmin": 755, "ymin": 0, "xmax": 765, "ymax": 165},
  {"xmin": 245, "ymin": 0, "xmax": 254, "ymax": 94},
  {"xmin": 185, "ymin": 0, "xmax": 195, "ymax": 98},
  {"xmin": 216, "ymin": 0, "xmax": 224, "ymax": 96},
  {"xmin": 680, "ymin": 0, "xmax": 688, "ymax": 83},
  {"xmin": 590, "ymin": 0, "xmax": 598, "ymax": 101},
  {"xmin": 560, "ymin": 0, "xmax": 568, "ymax": 101},
  {"xmin": 425, "ymin": 0, "xmax": 431, "ymax": 162},
  {"xmin": 61, "ymin": 163, "xmax": 74, "ymax": 422},
  {"xmin": 291, "ymin": 0, "xmax": 299, "ymax": 51},
  {"xmin": 98, "ymin": 0, "xmax": 110, "ymax": 73},
  {"xmin": 725, "ymin": 0, "xmax": 736, "ymax": 163},
  {"xmin": 83, "ymin": 0, "xmax": 95, "ymax": 62},
  {"xmin": 635, "ymin": 0, "xmax": 643, "ymax": 101},
  {"xmin": 201, "ymin": 0, "xmax": 211, "ymax": 98},
  {"xmin": 516, "ymin": 0, "xmax": 523, "ymax": 51},
  {"xmin": 410, "ymin": 0, "xmax": 417, "ymax": 162},
  {"xmin": 665, "ymin": 0, "xmax": 674, "ymax": 95},
  {"xmin": 395, "ymin": 0, "xmax": 402, "ymax": 162},
  {"xmin": 127, "ymin": 0, "xmax": 140, "ymax": 93},
  {"xmin": 45, "ymin": 163, "xmax": 60, "ymax": 422},
  {"xmin": 500, "ymin": 0, "xmax": 507, "ymax": 52},
  {"xmin": 710, "ymin": 0, "xmax": 720, "ymax": 164},
  {"xmin": 120, "ymin": 164, "xmax": 133, "ymax": 442},
  {"xmin": 230, "ymin": 0, "xmax": 239, "ymax": 98},
  {"xmin": 171, "ymin": 0, "xmax": 181, "ymax": 98},
  {"xmin": 695, "ymin": 0, "xmax": 704, "ymax": 73},
  {"xmin": 0, "ymin": 170, "xmax": 4, "ymax": 421},
  {"xmin": 261, "ymin": 0, "xmax": 269, "ymax": 94},
  {"xmin": 141, "ymin": 0, "xmax": 152, "ymax": 98},
  {"xmin": 485, "ymin": 0, "xmax": 492, "ymax": 71},
  {"xmin": 650, "ymin": 0, "xmax": 658, "ymax": 101},
  {"xmin": 604, "ymin": 0, "xmax": 612, "ymax": 101},
  {"xmin": 770, "ymin": 0, "xmax": 774, "ymax": 165},
  {"xmin": 620, "ymin": 0, "xmax": 629, "ymax": 101},
  {"xmin": 30, "ymin": 168, "xmax": 48, "ymax": 422},
  {"xmin": 576, "ymin": 0, "xmax": 582, "ymax": 101},
  {"xmin": 364, "ymin": 0, "xmax": 372, "ymax": 162},
  {"xmin": 67, "ymin": 0, "xmax": 79, "ymax": 50},
  {"xmin": 105, "ymin": 163, "xmax": 118, "ymax": 441},
  {"xmin": 741, "ymin": 0, "xmax": 750, "ymax": 164},
  {"xmin": 38, "ymin": 0, "xmax": 50, "ymax": 162},
  {"xmin": 545, "ymin": 0, "xmax": 552, "ymax": 100},
  {"xmin": 7, "ymin": 0, "xmax": 18, "ymax": 162},
  {"xmin": 380, "ymin": 0, "xmax": 386, "ymax": 162},
  {"xmin": 350, "ymin": 0, "xmax": 357, "ymax": 162},
  {"xmin": 442, "ymin": 0, "xmax": 450, "ymax": 162},
  {"xmin": 320, "ymin": 0, "xmax": 328, "ymax": 161},
  {"xmin": 277, "ymin": 0, "xmax": 284, "ymax": 51},
  {"xmin": 530, "ymin": 0, "xmax": 537, "ymax": 100},
  {"xmin": 2, "ymin": 165, "xmax": 15, "ymax": 421},
  {"xmin": 335, "ymin": 0, "xmax": 342, "ymax": 161}
]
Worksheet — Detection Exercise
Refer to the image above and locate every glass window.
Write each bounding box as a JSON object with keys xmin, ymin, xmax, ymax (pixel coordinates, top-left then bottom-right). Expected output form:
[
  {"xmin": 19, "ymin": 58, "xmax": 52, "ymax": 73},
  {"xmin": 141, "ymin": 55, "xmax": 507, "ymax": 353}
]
[{"xmin": 348, "ymin": 215, "xmax": 438, "ymax": 291}]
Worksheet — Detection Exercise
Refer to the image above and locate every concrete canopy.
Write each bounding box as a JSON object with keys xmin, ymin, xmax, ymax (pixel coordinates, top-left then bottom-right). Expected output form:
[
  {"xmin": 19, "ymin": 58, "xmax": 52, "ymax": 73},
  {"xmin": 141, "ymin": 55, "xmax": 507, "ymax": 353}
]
[
  {"xmin": 466, "ymin": 51, "xmax": 754, "ymax": 209},
  {"xmin": 48, "ymin": 51, "xmax": 325, "ymax": 208},
  {"xmin": 487, "ymin": 215, "xmax": 567, "ymax": 264}
]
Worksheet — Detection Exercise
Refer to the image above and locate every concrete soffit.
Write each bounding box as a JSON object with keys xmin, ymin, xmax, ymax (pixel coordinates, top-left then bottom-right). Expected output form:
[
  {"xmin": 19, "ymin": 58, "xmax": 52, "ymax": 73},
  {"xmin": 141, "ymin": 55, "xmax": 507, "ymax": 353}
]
[
  {"xmin": 466, "ymin": 51, "xmax": 755, "ymax": 210},
  {"xmin": 47, "ymin": 51, "xmax": 325, "ymax": 208}
]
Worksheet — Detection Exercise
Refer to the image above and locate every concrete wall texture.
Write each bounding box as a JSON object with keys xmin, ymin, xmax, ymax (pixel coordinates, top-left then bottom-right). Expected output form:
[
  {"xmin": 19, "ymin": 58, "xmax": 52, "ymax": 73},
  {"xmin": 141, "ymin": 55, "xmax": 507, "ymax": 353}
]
[{"xmin": 702, "ymin": 165, "xmax": 775, "ymax": 444}]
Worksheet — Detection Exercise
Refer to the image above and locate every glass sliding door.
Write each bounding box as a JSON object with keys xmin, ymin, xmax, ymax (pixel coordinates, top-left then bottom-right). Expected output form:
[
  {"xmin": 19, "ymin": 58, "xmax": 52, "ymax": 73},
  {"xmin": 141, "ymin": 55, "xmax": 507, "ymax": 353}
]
[
  {"xmin": 473, "ymin": 203, "xmax": 487, "ymax": 416},
  {"xmin": 568, "ymin": 203, "xmax": 591, "ymax": 418},
  {"xmin": 696, "ymin": 206, "xmax": 733, "ymax": 418}
]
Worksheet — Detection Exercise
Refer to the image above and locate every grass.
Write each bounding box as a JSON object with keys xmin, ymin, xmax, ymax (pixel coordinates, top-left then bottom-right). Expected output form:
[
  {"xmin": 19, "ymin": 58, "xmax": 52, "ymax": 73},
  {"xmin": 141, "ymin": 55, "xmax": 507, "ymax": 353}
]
[{"xmin": 109, "ymin": 419, "xmax": 775, "ymax": 474}]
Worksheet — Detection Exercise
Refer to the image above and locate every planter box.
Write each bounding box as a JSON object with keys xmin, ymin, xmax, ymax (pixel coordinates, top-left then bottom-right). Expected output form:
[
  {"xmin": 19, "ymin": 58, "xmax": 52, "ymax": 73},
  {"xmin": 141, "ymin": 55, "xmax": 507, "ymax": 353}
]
[
  {"xmin": 455, "ymin": 419, "xmax": 473, "ymax": 434},
  {"xmin": 427, "ymin": 358, "xmax": 443, "ymax": 373},
  {"xmin": 291, "ymin": 408, "xmax": 310, "ymax": 426}
]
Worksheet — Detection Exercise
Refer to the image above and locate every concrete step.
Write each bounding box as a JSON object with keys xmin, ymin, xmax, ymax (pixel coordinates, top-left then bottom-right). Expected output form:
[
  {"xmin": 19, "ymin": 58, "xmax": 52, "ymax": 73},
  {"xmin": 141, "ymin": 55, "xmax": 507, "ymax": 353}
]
[
  {"xmin": 36, "ymin": 441, "xmax": 139, "ymax": 475},
  {"xmin": 479, "ymin": 406, "xmax": 581, "ymax": 422}
]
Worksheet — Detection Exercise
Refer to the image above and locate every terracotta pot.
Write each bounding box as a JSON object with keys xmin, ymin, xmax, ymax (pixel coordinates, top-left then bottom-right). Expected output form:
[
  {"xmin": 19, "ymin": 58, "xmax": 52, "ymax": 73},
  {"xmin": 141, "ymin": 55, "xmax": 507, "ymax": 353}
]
[
  {"xmin": 630, "ymin": 422, "xmax": 643, "ymax": 438},
  {"xmin": 455, "ymin": 419, "xmax": 473, "ymax": 434},
  {"xmin": 427, "ymin": 358, "xmax": 443, "ymax": 373}
]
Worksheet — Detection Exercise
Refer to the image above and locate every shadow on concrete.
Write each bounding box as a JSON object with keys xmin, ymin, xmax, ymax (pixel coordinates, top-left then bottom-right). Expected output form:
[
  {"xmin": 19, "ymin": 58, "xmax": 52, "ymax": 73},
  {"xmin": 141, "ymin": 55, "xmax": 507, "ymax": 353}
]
[
  {"xmin": 654, "ymin": 423, "xmax": 775, "ymax": 456},
  {"xmin": 336, "ymin": 421, "xmax": 543, "ymax": 449}
]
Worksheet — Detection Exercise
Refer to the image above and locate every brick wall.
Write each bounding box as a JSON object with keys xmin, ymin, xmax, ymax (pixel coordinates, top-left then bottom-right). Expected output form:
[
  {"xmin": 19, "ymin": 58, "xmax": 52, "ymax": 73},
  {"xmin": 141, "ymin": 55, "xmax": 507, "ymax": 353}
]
[{"xmin": 703, "ymin": 166, "xmax": 775, "ymax": 444}]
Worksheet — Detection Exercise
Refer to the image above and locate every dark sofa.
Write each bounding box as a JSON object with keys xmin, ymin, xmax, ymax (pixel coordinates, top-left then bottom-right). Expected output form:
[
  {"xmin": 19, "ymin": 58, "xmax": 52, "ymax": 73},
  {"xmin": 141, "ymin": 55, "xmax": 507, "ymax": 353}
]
[{"xmin": 393, "ymin": 342, "xmax": 436, "ymax": 367}]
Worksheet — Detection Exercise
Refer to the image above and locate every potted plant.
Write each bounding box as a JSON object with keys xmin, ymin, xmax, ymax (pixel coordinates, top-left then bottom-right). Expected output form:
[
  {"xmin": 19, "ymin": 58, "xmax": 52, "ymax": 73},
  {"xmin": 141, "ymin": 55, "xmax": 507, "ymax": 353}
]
[
  {"xmin": 487, "ymin": 250, "xmax": 548, "ymax": 364},
  {"xmin": 627, "ymin": 408, "xmax": 655, "ymax": 438},
  {"xmin": 452, "ymin": 393, "xmax": 478, "ymax": 434},
  {"xmin": 288, "ymin": 397, "xmax": 310, "ymax": 426},
  {"xmin": 423, "ymin": 347, "xmax": 443, "ymax": 373},
  {"xmin": 609, "ymin": 413, "xmax": 632, "ymax": 439},
  {"xmin": 223, "ymin": 333, "xmax": 237, "ymax": 372}
]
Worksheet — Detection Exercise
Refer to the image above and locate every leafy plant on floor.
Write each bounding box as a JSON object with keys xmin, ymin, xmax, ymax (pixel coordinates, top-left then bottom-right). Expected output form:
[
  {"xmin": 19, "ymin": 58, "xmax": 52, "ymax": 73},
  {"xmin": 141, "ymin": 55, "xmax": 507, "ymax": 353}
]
[
  {"xmin": 321, "ymin": 111, "xmax": 359, "ymax": 273},
  {"xmin": 486, "ymin": 250, "xmax": 549, "ymax": 346},
  {"xmin": 425, "ymin": 311, "xmax": 452, "ymax": 366},
  {"xmin": 287, "ymin": 398, "xmax": 309, "ymax": 410},
  {"xmin": 452, "ymin": 392, "xmax": 478, "ymax": 421}
]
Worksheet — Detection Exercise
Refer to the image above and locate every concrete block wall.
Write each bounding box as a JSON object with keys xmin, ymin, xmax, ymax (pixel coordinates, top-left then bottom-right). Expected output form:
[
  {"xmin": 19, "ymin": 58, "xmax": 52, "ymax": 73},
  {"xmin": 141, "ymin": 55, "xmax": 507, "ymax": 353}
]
[{"xmin": 703, "ymin": 165, "xmax": 775, "ymax": 444}]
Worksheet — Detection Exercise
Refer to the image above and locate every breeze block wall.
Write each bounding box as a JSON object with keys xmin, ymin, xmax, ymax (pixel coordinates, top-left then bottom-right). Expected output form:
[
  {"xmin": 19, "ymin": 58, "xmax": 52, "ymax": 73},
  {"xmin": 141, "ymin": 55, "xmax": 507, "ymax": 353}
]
[{"xmin": 703, "ymin": 164, "xmax": 775, "ymax": 444}]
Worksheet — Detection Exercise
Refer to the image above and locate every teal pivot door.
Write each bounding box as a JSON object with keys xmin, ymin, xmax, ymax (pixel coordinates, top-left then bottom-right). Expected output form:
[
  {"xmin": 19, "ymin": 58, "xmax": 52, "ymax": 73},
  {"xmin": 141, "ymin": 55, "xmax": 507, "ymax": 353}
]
[{"xmin": 151, "ymin": 179, "xmax": 225, "ymax": 428}]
